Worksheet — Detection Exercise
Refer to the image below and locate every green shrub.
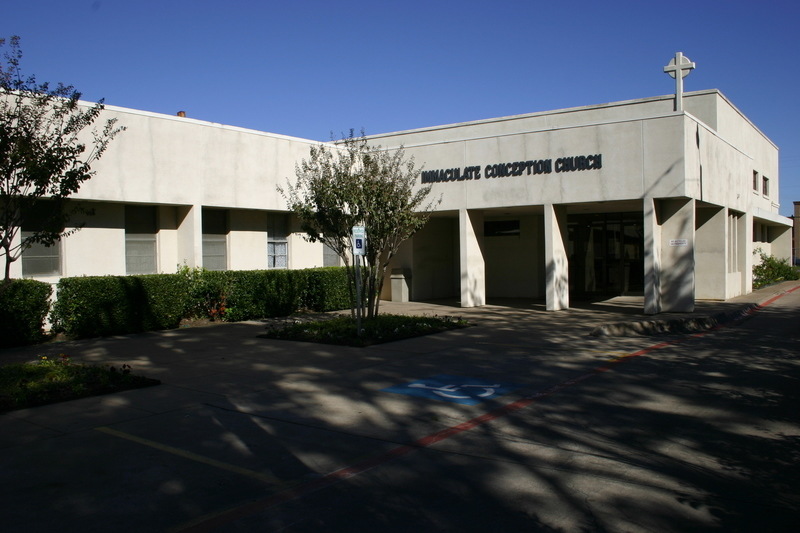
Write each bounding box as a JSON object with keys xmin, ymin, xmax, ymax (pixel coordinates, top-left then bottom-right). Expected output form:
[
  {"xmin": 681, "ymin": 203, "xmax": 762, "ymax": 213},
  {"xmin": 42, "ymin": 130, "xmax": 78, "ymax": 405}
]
[
  {"xmin": 753, "ymin": 250, "xmax": 800, "ymax": 289},
  {"xmin": 224, "ymin": 270, "xmax": 303, "ymax": 321},
  {"xmin": 51, "ymin": 274, "xmax": 190, "ymax": 338},
  {"xmin": 178, "ymin": 266, "xmax": 231, "ymax": 320},
  {"xmin": 0, "ymin": 279, "xmax": 52, "ymax": 348},
  {"xmin": 179, "ymin": 266, "xmax": 351, "ymax": 321},
  {"xmin": 300, "ymin": 267, "xmax": 351, "ymax": 312}
]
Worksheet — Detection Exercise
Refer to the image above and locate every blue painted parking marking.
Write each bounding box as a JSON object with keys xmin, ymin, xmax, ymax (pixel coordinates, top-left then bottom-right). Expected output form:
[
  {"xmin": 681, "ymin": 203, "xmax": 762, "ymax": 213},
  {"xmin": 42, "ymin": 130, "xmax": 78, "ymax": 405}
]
[{"xmin": 382, "ymin": 374, "xmax": 522, "ymax": 405}]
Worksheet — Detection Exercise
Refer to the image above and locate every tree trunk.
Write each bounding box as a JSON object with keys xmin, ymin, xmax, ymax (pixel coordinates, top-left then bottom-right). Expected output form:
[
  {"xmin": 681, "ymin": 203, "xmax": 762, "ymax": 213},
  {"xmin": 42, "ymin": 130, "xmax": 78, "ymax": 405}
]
[
  {"xmin": 366, "ymin": 263, "xmax": 380, "ymax": 319},
  {"xmin": 0, "ymin": 257, "xmax": 12, "ymax": 296},
  {"xmin": 373, "ymin": 273, "xmax": 384, "ymax": 317},
  {"xmin": 2, "ymin": 246, "xmax": 11, "ymax": 282},
  {"xmin": 345, "ymin": 263, "xmax": 357, "ymax": 319}
]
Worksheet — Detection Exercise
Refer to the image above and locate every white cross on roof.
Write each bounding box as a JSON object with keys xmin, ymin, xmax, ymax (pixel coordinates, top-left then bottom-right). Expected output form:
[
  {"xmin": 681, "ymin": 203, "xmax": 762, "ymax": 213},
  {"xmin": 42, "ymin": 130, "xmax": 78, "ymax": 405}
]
[{"xmin": 664, "ymin": 52, "xmax": 696, "ymax": 112}]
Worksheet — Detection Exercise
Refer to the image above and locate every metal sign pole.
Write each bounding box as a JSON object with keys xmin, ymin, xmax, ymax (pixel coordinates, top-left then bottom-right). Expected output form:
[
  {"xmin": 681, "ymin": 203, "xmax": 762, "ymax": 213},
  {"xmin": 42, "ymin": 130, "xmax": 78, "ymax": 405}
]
[
  {"xmin": 355, "ymin": 254, "xmax": 362, "ymax": 336},
  {"xmin": 352, "ymin": 225, "xmax": 367, "ymax": 337}
]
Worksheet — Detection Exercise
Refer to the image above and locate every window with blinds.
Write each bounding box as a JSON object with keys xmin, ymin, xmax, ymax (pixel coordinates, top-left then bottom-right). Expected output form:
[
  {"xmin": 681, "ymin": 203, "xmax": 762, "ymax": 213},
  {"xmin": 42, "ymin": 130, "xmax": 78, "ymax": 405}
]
[
  {"xmin": 21, "ymin": 231, "xmax": 61, "ymax": 276},
  {"xmin": 323, "ymin": 242, "xmax": 340, "ymax": 267},
  {"xmin": 125, "ymin": 205, "xmax": 158, "ymax": 274},
  {"xmin": 202, "ymin": 208, "xmax": 228, "ymax": 271},
  {"xmin": 268, "ymin": 213, "xmax": 288, "ymax": 269},
  {"xmin": 21, "ymin": 202, "xmax": 62, "ymax": 277}
]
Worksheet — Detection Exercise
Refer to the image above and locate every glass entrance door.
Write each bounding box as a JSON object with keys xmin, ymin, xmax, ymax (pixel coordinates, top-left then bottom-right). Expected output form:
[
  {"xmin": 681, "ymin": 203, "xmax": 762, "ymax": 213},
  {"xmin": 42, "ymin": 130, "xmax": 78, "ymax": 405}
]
[{"xmin": 568, "ymin": 213, "xmax": 643, "ymax": 299}]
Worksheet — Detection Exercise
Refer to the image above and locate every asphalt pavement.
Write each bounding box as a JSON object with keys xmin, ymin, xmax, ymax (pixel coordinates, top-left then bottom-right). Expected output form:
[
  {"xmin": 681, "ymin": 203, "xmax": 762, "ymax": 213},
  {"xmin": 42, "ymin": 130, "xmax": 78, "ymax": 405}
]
[{"xmin": 1, "ymin": 282, "xmax": 799, "ymax": 532}]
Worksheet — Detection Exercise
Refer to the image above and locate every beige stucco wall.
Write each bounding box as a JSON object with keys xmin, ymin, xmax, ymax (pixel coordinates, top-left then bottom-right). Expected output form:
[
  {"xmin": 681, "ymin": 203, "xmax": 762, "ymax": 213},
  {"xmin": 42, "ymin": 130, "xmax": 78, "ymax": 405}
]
[
  {"xmin": 794, "ymin": 202, "xmax": 800, "ymax": 266},
  {"xmin": 228, "ymin": 209, "xmax": 268, "ymax": 271},
  {"xmin": 64, "ymin": 203, "xmax": 126, "ymax": 277},
  {"xmin": 694, "ymin": 206, "xmax": 726, "ymax": 299},
  {"xmin": 370, "ymin": 100, "xmax": 710, "ymax": 213},
  {"xmin": 371, "ymin": 91, "xmax": 781, "ymax": 220},
  {"xmin": 66, "ymin": 107, "xmax": 327, "ymax": 276},
  {"xmin": 484, "ymin": 215, "xmax": 543, "ymax": 298},
  {"xmin": 79, "ymin": 108, "xmax": 317, "ymax": 211},
  {"xmin": 375, "ymin": 90, "xmax": 789, "ymax": 309}
]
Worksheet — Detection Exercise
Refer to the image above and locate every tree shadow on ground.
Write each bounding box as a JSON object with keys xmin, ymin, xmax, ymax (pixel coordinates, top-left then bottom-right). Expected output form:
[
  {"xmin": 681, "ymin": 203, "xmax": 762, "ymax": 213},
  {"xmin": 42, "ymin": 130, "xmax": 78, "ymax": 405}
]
[{"xmin": 1, "ymin": 293, "xmax": 798, "ymax": 531}]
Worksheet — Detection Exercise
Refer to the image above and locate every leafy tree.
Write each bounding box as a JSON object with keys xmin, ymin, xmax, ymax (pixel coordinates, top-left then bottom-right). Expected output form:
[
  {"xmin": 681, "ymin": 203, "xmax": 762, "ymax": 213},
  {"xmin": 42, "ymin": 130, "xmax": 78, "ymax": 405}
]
[
  {"xmin": 281, "ymin": 130, "xmax": 439, "ymax": 321},
  {"xmin": 0, "ymin": 36, "xmax": 124, "ymax": 283}
]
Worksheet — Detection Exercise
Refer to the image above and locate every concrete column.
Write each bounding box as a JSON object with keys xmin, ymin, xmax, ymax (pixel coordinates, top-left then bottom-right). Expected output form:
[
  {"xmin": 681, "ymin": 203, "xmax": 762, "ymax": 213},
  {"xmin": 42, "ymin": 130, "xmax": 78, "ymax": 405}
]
[
  {"xmin": 157, "ymin": 206, "xmax": 179, "ymax": 273},
  {"xmin": 652, "ymin": 198, "xmax": 696, "ymax": 313},
  {"xmin": 643, "ymin": 198, "xmax": 662, "ymax": 314},
  {"xmin": 459, "ymin": 208, "xmax": 485, "ymax": 307},
  {"xmin": 740, "ymin": 212, "xmax": 752, "ymax": 296},
  {"xmin": 695, "ymin": 205, "xmax": 726, "ymax": 299},
  {"xmin": 176, "ymin": 204, "xmax": 203, "ymax": 268},
  {"xmin": 543, "ymin": 204, "xmax": 569, "ymax": 310},
  {"xmin": 644, "ymin": 197, "xmax": 696, "ymax": 313}
]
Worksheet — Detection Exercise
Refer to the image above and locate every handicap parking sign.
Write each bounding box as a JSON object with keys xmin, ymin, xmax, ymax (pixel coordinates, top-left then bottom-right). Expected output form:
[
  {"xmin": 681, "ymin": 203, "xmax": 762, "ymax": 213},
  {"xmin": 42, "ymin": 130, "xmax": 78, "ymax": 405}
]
[
  {"xmin": 352, "ymin": 226, "xmax": 366, "ymax": 256},
  {"xmin": 382, "ymin": 374, "xmax": 521, "ymax": 405}
]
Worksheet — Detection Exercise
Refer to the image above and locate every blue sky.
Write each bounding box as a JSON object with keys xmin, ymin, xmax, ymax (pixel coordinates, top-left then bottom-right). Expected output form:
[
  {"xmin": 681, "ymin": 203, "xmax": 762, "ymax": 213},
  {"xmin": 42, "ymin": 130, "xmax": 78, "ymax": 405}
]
[{"xmin": 3, "ymin": 0, "xmax": 799, "ymax": 215}]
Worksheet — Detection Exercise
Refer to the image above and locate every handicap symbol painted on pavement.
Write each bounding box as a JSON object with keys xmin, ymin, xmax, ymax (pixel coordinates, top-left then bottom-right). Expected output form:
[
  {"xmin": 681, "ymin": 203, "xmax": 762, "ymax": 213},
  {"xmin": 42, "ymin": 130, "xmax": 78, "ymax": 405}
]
[{"xmin": 382, "ymin": 374, "xmax": 521, "ymax": 405}]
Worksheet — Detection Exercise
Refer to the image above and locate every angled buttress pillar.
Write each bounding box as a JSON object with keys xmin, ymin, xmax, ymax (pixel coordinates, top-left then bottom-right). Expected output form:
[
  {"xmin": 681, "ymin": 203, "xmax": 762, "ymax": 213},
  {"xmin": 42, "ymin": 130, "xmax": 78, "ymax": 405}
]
[
  {"xmin": 459, "ymin": 209, "xmax": 485, "ymax": 307},
  {"xmin": 544, "ymin": 204, "xmax": 569, "ymax": 310}
]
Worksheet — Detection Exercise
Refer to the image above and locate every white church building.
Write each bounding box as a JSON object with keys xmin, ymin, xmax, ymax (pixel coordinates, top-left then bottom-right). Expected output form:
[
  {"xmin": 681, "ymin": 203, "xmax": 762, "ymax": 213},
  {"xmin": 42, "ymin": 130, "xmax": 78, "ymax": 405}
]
[{"xmin": 12, "ymin": 54, "xmax": 793, "ymax": 314}]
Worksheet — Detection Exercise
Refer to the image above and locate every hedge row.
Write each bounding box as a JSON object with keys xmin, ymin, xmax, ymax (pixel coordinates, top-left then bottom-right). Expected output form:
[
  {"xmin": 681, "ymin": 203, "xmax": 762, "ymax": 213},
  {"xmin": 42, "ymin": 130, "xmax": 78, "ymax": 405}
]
[
  {"xmin": 0, "ymin": 279, "xmax": 53, "ymax": 348},
  {"xmin": 297, "ymin": 267, "xmax": 351, "ymax": 313},
  {"xmin": 182, "ymin": 266, "xmax": 350, "ymax": 321},
  {"xmin": 51, "ymin": 274, "xmax": 191, "ymax": 338},
  {"xmin": 0, "ymin": 267, "xmax": 352, "ymax": 345},
  {"xmin": 49, "ymin": 266, "xmax": 351, "ymax": 339}
]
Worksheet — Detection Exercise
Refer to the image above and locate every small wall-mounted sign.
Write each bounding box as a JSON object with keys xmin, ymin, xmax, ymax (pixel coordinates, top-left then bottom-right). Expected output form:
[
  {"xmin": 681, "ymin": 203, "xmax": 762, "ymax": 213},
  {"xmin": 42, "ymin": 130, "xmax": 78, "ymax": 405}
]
[{"xmin": 669, "ymin": 239, "xmax": 689, "ymax": 247}]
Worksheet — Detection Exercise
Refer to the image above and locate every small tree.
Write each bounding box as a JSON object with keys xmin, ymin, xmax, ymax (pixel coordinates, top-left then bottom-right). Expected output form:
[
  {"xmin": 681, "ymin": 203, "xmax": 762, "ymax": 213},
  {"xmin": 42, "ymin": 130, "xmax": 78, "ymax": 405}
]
[
  {"xmin": 281, "ymin": 130, "xmax": 439, "ymax": 320},
  {"xmin": 0, "ymin": 36, "xmax": 124, "ymax": 283}
]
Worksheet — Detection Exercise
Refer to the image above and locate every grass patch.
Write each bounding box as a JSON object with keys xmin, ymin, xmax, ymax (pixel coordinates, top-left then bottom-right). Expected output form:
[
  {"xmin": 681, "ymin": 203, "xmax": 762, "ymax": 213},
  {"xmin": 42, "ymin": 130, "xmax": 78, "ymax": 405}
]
[
  {"xmin": 0, "ymin": 354, "xmax": 160, "ymax": 413},
  {"xmin": 260, "ymin": 313, "xmax": 468, "ymax": 347}
]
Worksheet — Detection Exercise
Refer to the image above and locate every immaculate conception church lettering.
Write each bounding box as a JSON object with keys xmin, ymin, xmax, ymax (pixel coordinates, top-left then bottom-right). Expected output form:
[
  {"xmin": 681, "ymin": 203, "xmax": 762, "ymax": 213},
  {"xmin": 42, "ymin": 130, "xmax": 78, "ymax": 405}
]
[
  {"xmin": 13, "ymin": 53, "xmax": 792, "ymax": 316},
  {"xmin": 420, "ymin": 154, "xmax": 602, "ymax": 183}
]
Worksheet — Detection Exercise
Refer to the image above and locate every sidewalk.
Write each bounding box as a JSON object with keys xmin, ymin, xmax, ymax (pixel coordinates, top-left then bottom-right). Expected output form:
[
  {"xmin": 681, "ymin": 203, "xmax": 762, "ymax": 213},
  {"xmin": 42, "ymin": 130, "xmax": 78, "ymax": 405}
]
[{"xmin": 379, "ymin": 280, "xmax": 798, "ymax": 335}]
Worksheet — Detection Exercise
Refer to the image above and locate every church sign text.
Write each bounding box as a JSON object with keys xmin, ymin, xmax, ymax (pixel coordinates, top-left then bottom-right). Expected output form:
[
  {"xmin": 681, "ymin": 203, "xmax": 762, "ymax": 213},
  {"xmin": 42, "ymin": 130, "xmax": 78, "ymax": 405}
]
[{"xmin": 420, "ymin": 153, "xmax": 602, "ymax": 184}]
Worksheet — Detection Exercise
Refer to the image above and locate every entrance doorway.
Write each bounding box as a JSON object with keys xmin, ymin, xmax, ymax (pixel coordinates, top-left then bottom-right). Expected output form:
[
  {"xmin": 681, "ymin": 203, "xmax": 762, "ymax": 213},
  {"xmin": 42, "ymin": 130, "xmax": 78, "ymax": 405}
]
[{"xmin": 568, "ymin": 212, "xmax": 644, "ymax": 299}]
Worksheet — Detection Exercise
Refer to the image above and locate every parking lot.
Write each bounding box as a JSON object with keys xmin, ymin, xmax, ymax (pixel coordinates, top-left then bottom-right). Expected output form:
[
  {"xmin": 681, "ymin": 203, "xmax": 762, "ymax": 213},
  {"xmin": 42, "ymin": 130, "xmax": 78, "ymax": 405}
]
[{"xmin": 2, "ymin": 284, "xmax": 799, "ymax": 532}]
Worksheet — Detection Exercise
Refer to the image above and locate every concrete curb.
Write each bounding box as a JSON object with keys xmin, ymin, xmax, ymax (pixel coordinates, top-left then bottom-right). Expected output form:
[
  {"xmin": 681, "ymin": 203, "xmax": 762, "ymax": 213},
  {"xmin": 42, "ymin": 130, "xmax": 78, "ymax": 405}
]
[{"xmin": 589, "ymin": 303, "xmax": 760, "ymax": 337}]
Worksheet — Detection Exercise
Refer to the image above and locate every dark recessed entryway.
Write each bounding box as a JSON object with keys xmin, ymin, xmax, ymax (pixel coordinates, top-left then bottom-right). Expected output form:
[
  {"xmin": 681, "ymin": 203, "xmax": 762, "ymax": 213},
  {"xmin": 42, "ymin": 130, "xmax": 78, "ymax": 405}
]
[{"xmin": 568, "ymin": 212, "xmax": 644, "ymax": 299}]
